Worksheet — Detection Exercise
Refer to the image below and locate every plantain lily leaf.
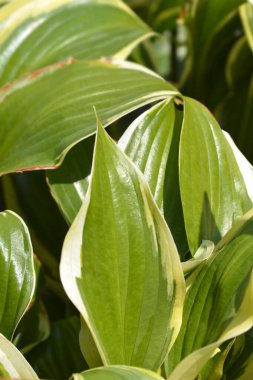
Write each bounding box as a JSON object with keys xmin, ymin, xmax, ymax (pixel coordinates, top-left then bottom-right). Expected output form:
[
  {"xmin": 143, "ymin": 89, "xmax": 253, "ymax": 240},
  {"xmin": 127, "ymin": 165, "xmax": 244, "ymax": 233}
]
[
  {"xmin": 181, "ymin": 240, "xmax": 215, "ymax": 275},
  {"xmin": 118, "ymin": 99, "xmax": 188, "ymax": 255},
  {"xmin": 179, "ymin": 97, "xmax": 252, "ymax": 254},
  {"xmin": 26, "ymin": 316, "xmax": 87, "ymax": 380},
  {"xmin": 48, "ymin": 99, "xmax": 188, "ymax": 254},
  {"xmin": 165, "ymin": 209, "xmax": 253, "ymax": 379},
  {"xmin": 72, "ymin": 365, "xmax": 165, "ymax": 380},
  {"xmin": 0, "ymin": 333, "xmax": 39, "ymax": 379},
  {"xmin": 0, "ymin": 210, "xmax": 35, "ymax": 340},
  {"xmin": 0, "ymin": 59, "xmax": 178, "ymax": 175},
  {"xmin": 240, "ymin": 2, "xmax": 253, "ymax": 53},
  {"xmin": 60, "ymin": 118, "xmax": 185, "ymax": 370},
  {"xmin": 0, "ymin": 0, "xmax": 153, "ymax": 85},
  {"xmin": 223, "ymin": 131, "xmax": 253, "ymax": 203}
]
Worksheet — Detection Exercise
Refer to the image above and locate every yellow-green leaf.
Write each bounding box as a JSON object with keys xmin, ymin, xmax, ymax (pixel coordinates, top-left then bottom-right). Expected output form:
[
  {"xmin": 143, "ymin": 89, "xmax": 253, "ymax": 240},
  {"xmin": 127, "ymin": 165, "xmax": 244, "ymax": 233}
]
[
  {"xmin": 0, "ymin": 59, "xmax": 177, "ymax": 175},
  {"xmin": 0, "ymin": 0, "xmax": 153, "ymax": 85},
  {"xmin": 0, "ymin": 210, "xmax": 35, "ymax": 340},
  {"xmin": 60, "ymin": 118, "xmax": 185, "ymax": 370}
]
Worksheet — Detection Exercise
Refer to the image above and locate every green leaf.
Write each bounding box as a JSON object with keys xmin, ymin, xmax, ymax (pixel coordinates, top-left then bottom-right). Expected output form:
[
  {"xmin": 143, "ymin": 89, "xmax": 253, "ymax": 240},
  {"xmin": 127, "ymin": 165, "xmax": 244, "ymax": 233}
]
[
  {"xmin": 223, "ymin": 131, "xmax": 253, "ymax": 203},
  {"xmin": 60, "ymin": 118, "xmax": 185, "ymax": 370},
  {"xmin": 118, "ymin": 99, "xmax": 188, "ymax": 255},
  {"xmin": 0, "ymin": 59, "xmax": 177, "ymax": 175},
  {"xmin": 240, "ymin": 3, "xmax": 253, "ymax": 53},
  {"xmin": 72, "ymin": 366, "xmax": 165, "ymax": 380},
  {"xmin": 0, "ymin": 333, "xmax": 39, "ymax": 379},
  {"xmin": 26, "ymin": 316, "xmax": 87, "ymax": 380},
  {"xmin": 165, "ymin": 209, "xmax": 253, "ymax": 379},
  {"xmin": 179, "ymin": 97, "xmax": 252, "ymax": 254},
  {"xmin": 48, "ymin": 99, "xmax": 188, "ymax": 254},
  {"xmin": 181, "ymin": 240, "xmax": 215, "ymax": 275},
  {"xmin": 0, "ymin": 0, "xmax": 153, "ymax": 85},
  {"xmin": 0, "ymin": 210, "xmax": 35, "ymax": 340}
]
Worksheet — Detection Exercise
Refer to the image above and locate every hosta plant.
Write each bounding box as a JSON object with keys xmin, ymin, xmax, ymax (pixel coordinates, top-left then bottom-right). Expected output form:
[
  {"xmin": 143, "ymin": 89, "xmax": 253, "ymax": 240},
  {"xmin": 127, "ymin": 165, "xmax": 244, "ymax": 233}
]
[{"xmin": 0, "ymin": 0, "xmax": 253, "ymax": 379}]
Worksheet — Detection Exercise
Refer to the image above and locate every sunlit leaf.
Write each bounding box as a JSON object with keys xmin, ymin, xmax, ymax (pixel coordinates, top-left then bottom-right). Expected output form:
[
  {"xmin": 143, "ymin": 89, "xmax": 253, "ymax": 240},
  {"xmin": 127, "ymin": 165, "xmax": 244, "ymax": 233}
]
[
  {"xmin": 0, "ymin": 59, "xmax": 177, "ymax": 175},
  {"xmin": 0, "ymin": 333, "xmax": 39, "ymax": 379},
  {"xmin": 165, "ymin": 209, "xmax": 253, "ymax": 379},
  {"xmin": 72, "ymin": 365, "xmax": 165, "ymax": 380},
  {"xmin": 60, "ymin": 118, "xmax": 185, "ymax": 370},
  {"xmin": 0, "ymin": 0, "xmax": 153, "ymax": 85},
  {"xmin": 72, "ymin": 365, "xmax": 163, "ymax": 380},
  {"xmin": 0, "ymin": 210, "xmax": 35, "ymax": 339},
  {"xmin": 179, "ymin": 97, "xmax": 252, "ymax": 254}
]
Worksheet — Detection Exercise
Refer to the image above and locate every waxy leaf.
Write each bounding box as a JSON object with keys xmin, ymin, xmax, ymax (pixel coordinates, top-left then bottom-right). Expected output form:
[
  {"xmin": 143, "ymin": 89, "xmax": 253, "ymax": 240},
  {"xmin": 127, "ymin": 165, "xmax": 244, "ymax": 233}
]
[
  {"xmin": 48, "ymin": 99, "xmax": 188, "ymax": 255},
  {"xmin": 179, "ymin": 97, "xmax": 252, "ymax": 254},
  {"xmin": 165, "ymin": 209, "xmax": 253, "ymax": 379},
  {"xmin": 118, "ymin": 99, "xmax": 187, "ymax": 255},
  {"xmin": 0, "ymin": 59, "xmax": 177, "ymax": 175},
  {"xmin": 72, "ymin": 365, "xmax": 165, "ymax": 380},
  {"xmin": 0, "ymin": 333, "xmax": 39, "ymax": 379},
  {"xmin": 0, "ymin": 210, "xmax": 35, "ymax": 339},
  {"xmin": 60, "ymin": 119, "xmax": 185, "ymax": 370},
  {"xmin": 0, "ymin": 0, "xmax": 153, "ymax": 85}
]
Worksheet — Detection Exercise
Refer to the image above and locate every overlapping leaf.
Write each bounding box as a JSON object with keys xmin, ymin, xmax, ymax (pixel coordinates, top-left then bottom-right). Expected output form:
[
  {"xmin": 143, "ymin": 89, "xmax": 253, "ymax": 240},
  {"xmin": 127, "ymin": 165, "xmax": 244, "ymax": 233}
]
[
  {"xmin": 0, "ymin": 210, "xmax": 35, "ymax": 340},
  {"xmin": 48, "ymin": 99, "xmax": 188, "ymax": 254},
  {"xmin": 0, "ymin": 0, "xmax": 153, "ymax": 85},
  {"xmin": 165, "ymin": 209, "xmax": 253, "ymax": 379},
  {"xmin": 72, "ymin": 365, "xmax": 165, "ymax": 380},
  {"xmin": 0, "ymin": 59, "xmax": 177, "ymax": 175},
  {"xmin": 60, "ymin": 118, "xmax": 185, "ymax": 370},
  {"xmin": 0, "ymin": 333, "xmax": 39, "ymax": 379},
  {"xmin": 179, "ymin": 97, "xmax": 252, "ymax": 254}
]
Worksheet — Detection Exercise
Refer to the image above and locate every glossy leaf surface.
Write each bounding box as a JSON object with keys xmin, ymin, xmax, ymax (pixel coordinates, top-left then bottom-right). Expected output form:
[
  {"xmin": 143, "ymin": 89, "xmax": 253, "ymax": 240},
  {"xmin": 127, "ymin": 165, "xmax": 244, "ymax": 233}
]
[
  {"xmin": 48, "ymin": 100, "xmax": 188, "ymax": 254},
  {"xmin": 0, "ymin": 59, "xmax": 177, "ymax": 175},
  {"xmin": 60, "ymin": 119, "xmax": 185, "ymax": 370},
  {"xmin": 180, "ymin": 97, "xmax": 252, "ymax": 254},
  {"xmin": 0, "ymin": 0, "xmax": 153, "ymax": 85},
  {"xmin": 166, "ymin": 209, "xmax": 253, "ymax": 379},
  {"xmin": 0, "ymin": 210, "xmax": 35, "ymax": 339},
  {"xmin": 0, "ymin": 333, "xmax": 39, "ymax": 379},
  {"xmin": 72, "ymin": 366, "xmax": 165, "ymax": 380}
]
